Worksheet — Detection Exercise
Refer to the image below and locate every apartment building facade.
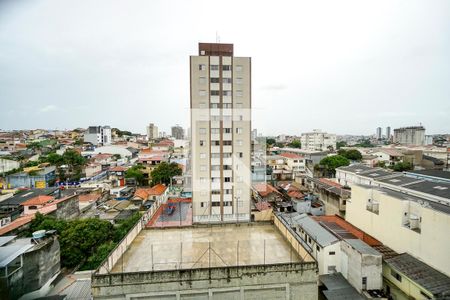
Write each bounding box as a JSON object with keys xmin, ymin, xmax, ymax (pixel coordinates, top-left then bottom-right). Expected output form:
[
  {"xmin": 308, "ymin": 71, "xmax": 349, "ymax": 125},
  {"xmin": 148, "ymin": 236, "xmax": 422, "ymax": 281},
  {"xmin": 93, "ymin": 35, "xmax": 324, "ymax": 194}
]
[
  {"xmin": 300, "ymin": 129, "xmax": 336, "ymax": 151},
  {"xmin": 147, "ymin": 123, "xmax": 158, "ymax": 141},
  {"xmin": 393, "ymin": 126, "xmax": 425, "ymax": 145},
  {"xmin": 84, "ymin": 126, "xmax": 111, "ymax": 146},
  {"xmin": 190, "ymin": 43, "xmax": 251, "ymax": 223}
]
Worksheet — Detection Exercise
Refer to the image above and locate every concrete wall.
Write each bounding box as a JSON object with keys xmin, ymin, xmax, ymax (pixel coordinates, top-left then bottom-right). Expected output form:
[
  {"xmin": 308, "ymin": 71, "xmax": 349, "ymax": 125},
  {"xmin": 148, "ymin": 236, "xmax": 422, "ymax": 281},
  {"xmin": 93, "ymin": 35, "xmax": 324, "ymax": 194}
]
[
  {"xmin": 340, "ymin": 240, "xmax": 382, "ymax": 292},
  {"xmin": 0, "ymin": 237, "xmax": 60, "ymax": 300},
  {"xmin": 54, "ymin": 195, "xmax": 80, "ymax": 220},
  {"xmin": 92, "ymin": 263, "xmax": 318, "ymax": 299}
]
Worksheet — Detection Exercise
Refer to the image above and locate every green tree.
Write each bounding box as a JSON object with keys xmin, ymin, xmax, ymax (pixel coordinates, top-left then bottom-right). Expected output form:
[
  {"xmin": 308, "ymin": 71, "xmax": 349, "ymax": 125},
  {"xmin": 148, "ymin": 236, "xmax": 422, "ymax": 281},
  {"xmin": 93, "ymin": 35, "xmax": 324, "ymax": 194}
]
[
  {"xmin": 318, "ymin": 155, "xmax": 350, "ymax": 176},
  {"xmin": 338, "ymin": 149, "xmax": 362, "ymax": 161},
  {"xmin": 45, "ymin": 153, "xmax": 64, "ymax": 166},
  {"xmin": 80, "ymin": 241, "xmax": 116, "ymax": 270},
  {"xmin": 391, "ymin": 161, "xmax": 413, "ymax": 172},
  {"xmin": 266, "ymin": 138, "xmax": 276, "ymax": 145},
  {"xmin": 125, "ymin": 165, "xmax": 145, "ymax": 185},
  {"xmin": 288, "ymin": 140, "xmax": 301, "ymax": 148},
  {"xmin": 336, "ymin": 141, "xmax": 347, "ymax": 149},
  {"xmin": 59, "ymin": 218, "xmax": 115, "ymax": 268},
  {"xmin": 150, "ymin": 162, "xmax": 182, "ymax": 185},
  {"xmin": 375, "ymin": 161, "xmax": 386, "ymax": 168}
]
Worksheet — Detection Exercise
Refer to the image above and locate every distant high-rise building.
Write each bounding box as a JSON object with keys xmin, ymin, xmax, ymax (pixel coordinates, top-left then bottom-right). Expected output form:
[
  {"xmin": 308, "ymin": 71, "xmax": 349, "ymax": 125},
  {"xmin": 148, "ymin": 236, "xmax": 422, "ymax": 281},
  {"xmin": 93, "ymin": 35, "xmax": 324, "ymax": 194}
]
[
  {"xmin": 147, "ymin": 123, "xmax": 158, "ymax": 141},
  {"xmin": 84, "ymin": 126, "xmax": 111, "ymax": 146},
  {"xmin": 190, "ymin": 42, "xmax": 251, "ymax": 223},
  {"xmin": 376, "ymin": 127, "xmax": 382, "ymax": 140},
  {"xmin": 171, "ymin": 125, "xmax": 184, "ymax": 140},
  {"xmin": 300, "ymin": 129, "xmax": 336, "ymax": 151},
  {"xmin": 393, "ymin": 126, "xmax": 425, "ymax": 145},
  {"xmin": 251, "ymin": 129, "xmax": 257, "ymax": 140},
  {"xmin": 386, "ymin": 126, "xmax": 391, "ymax": 140}
]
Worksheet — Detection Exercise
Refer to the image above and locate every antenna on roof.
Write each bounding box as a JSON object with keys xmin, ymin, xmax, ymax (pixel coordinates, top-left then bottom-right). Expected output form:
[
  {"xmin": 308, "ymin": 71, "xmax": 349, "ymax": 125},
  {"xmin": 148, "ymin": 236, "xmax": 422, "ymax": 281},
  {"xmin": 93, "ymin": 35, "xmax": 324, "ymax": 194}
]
[{"xmin": 216, "ymin": 31, "xmax": 220, "ymax": 43}]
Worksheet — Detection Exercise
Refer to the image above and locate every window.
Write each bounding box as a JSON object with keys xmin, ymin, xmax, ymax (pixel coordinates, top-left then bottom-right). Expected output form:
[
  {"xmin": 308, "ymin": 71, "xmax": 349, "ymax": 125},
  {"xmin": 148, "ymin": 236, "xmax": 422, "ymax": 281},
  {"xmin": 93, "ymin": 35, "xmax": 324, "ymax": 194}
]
[
  {"xmin": 199, "ymin": 64, "xmax": 206, "ymax": 71},
  {"xmin": 225, "ymin": 177, "xmax": 231, "ymax": 182},
  {"xmin": 236, "ymin": 128, "xmax": 243, "ymax": 134},
  {"xmin": 235, "ymin": 77, "xmax": 243, "ymax": 84},
  {"xmin": 236, "ymin": 90, "xmax": 243, "ymax": 97},
  {"xmin": 329, "ymin": 251, "xmax": 335, "ymax": 255},
  {"xmin": 200, "ymin": 153, "xmax": 206, "ymax": 159},
  {"xmin": 236, "ymin": 140, "xmax": 243, "ymax": 146},
  {"xmin": 199, "ymin": 90, "xmax": 206, "ymax": 96},
  {"xmin": 211, "ymin": 165, "xmax": 220, "ymax": 171},
  {"xmin": 211, "ymin": 153, "xmax": 221, "ymax": 159},
  {"xmin": 210, "ymin": 103, "xmax": 220, "ymax": 108},
  {"xmin": 391, "ymin": 270, "xmax": 402, "ymax": 282},
  {"xmin": 199, "ymin": 128, "xmax": 206, "ymax": 135},
  {"xmin": 212, "ymin": 202, "xmax": 220, "ymax": 207},
  {"xmin": 212, "ymin": 141, "xmax": 220, "ymax": 146},
  {"xmin": 200, "ymin": 140, "xmax": 205, "ymax": 146},
  {"xmin": 210, "ymin": 65, "xmax": 219, "ymax": 70},
  {"xmin": 235, "ymin": 102, "xmax": 243, "ymax": 108},
  {"xmin": 308, "ymin": 237, "xmax": 312, "ymax": 244},
  {"xmin": 212, "ymin": 190, "xmax": 221, "ymax": 195},
  {"xmin": 316, "ymin": 245, "xmax": 320, "ymax": 252},
  {"xmin": 210, "ymin": 77, "xmax": 220, "ymax": 83},
  {"xmin": 223, "ymin": 90, "xmax": 232, "ymax": 96},
  {"xmin": 224, "ymin": 201, "xmax": 232, "ymax": 207},
  {"xmin": 236, "ymin": 65, "xmax": 243, "ymax": 72},
  {"xmin": 211, "ymin": 90, "xmax": 220, "ymax": 96},
  {"xmin": 223, "ymin": 78, "xmax": 232, "ymax": 84},
  {"xmin": 199, "ymin": 102, "xmax": 206, "ymax": 108},
  {"xmin": 223, "ymin": 141, "xmax": 232, "ymax": 146},
  {"xmin": 223, "ymin": 103, "xmax": 232, "ymax": 108},
  {"xmin": 211, "ymin": 128, "xmax": 220, "ymax": 134},
  {"xmin": 222, "ymin": 65, "xmax": 232, "ymax": 71},
  {"xmin": 224, "ymin": 189, "xmax": 232, "ymax": 194},
  {"xmin": 238, "ymin": 152, "xmax": 243, "ymax": 158},
  {"xmin": 224, "ymin": 128, "xmax": 231, "ymax": 134},
  {"xmin": 200, "ymin": 177, "xmax": 207, "ymax": 183},
  {"xmin": 200, "ymin": 202, "xmax": 208, "ymax": 208},
  {"xmin": 199, "ymin": 77, "xmax": 206, "ymax": 84},
  {"xmin": 29, "ymin": 205, "xmax": 38, "ymax": 210}
]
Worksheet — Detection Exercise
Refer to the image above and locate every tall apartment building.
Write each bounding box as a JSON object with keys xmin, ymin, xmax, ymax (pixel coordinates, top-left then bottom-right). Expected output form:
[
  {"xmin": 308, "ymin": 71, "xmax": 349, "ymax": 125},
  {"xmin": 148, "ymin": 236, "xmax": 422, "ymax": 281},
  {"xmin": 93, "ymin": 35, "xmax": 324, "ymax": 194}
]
[
  {"xmin": 171, "ymin": 125, "xmax": 184, "ymax": 140},
  {"xmin": 147, "ymin": 123, "xmax": 158, "ymax": 141},
  {"xmin": 393, "ymin": 126, "xmax": 425, "ymax": 145},
  {"xmin": 190, "ymin": 43, "xmax": 251, "ymax": 223},
  {"xmin": 84, "ymin": 126, "xmax": 111, "ymax": 146},
  {"xmin": 376, "ymin": 127, "xmax": 382, "ymax": 140},
  {"xmin": 386, "ymin": 126, "xmax": 391, "ymax": 140},
  {"xmin": 300, "ymin": 129, "xmax": 336, "ymax": 151}
]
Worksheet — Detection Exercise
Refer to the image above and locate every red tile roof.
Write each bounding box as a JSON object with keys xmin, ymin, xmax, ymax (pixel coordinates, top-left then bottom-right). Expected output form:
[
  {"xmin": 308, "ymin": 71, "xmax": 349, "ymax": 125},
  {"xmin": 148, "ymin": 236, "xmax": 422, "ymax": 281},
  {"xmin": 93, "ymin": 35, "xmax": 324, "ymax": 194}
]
[
  {"xmin": 280, "ymin": 153, "xmax": 304, "ymax": 159},
  {"xmin": 313, "ymin": 215, "xmax": 382, "ymax": 246},
  {"xmin": 134, "ymin": 184, "xmax": 167, "ymax": 199},
  {"xmin": 21, "ymin": 195, "xmax": 54, "ymax": 206},
  {"xmin": 255, "ymin": 201, "xmax": 272, "ymax": 211},
  {"xmin": 110, "ymin": 166, "xmax": 127, "ymax": 172},
  {"xmin": 253, "ymin": 183, "xmax": 281, "ymax": 197},
  {"xmin": 319, "ymin": 178, "xmax": 343, "ymax": 188},
  {"xmin": 78, "ymin": 193, "xmax": 101, "ymax": 202}
]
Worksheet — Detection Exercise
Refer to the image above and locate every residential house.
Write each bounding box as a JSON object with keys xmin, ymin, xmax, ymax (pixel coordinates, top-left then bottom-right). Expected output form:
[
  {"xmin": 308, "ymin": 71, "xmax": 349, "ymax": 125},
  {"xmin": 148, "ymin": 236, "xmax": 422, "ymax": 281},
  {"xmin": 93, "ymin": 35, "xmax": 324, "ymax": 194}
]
[
  {"xmin": 131, "ymin": 184, "xmax": 168, "ymax": 208},
  {"xmin": 108, "ymin": 166, "xmax": 127, "ymax": 187},
  {"xmin": 84, "ymin": 162, "xmax": 102, "ymax": 178},
  {"xmin": 279, "ymin": 152, "xmax": 306, "ymax": 179},
  {"xmin": 0, "ymin": 158, "xmax": 20, "ymax": 173},
  {"xmin": 306, "ymin": 177, "xmax": 350, "ymax": 218},
  {"xmin": 6, "ymin": 166, "xmax": 56, "ymax": 188},
  {"xmin": 0, "ymin": 234, "xmax": 60, "ymax": 300}
]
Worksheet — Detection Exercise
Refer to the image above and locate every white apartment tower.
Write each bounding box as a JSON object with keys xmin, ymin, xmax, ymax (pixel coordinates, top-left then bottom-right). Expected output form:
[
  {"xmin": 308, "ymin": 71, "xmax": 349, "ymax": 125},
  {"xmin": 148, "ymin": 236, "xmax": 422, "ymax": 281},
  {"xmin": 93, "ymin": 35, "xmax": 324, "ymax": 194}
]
[
  {"xmin": 147, "ymin": 123, "xmax": 158, "ymax": 141},
  {"xmin": 190, "ymin": 43, "xmax": 251, "ymax": 223},
  {"xmin": 300, "ymin": 129, "xmax": 336, "ymax": 152}
]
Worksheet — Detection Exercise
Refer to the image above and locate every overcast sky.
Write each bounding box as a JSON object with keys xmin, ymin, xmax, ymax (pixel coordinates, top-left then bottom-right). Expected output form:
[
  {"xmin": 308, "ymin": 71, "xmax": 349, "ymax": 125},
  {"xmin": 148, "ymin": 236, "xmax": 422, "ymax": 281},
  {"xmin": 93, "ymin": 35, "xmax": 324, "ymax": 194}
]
[{"xmin": 0, "ymin": 0, "xmax": 449, "ymax": 136}]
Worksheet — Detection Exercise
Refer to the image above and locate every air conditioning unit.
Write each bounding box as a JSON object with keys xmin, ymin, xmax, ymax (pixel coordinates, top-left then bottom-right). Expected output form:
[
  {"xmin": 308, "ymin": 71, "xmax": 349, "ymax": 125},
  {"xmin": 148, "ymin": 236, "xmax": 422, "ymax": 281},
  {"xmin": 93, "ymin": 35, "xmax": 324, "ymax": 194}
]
[
  {"xmin": 372, "ymin": 202, "xmax": 379, "ymax": 213},
  {"xmin": 409, "ymin": 214, "xmax": 420, "ymax": 230}
]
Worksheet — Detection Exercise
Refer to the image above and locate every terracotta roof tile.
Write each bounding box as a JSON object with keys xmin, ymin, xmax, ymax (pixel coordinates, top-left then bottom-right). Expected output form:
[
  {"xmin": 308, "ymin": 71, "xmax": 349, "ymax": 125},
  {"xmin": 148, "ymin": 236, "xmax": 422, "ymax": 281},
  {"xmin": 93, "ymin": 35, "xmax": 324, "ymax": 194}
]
[
  {"xmin": 280, "ymin": 153, "xmax": 304, "ymax": 159},
  {"xmin": 21, "ymin": 195, "xmax": 54, "ymax": 206}
]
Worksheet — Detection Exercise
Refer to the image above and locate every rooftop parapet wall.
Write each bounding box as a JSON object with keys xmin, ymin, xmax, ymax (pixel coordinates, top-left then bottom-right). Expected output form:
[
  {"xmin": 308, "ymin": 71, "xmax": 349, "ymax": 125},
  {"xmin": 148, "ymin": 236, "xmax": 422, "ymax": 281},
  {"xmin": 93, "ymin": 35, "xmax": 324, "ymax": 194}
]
[{"xmin": 92, "ymin": 262, "xmax": 318, "ymax": 299}]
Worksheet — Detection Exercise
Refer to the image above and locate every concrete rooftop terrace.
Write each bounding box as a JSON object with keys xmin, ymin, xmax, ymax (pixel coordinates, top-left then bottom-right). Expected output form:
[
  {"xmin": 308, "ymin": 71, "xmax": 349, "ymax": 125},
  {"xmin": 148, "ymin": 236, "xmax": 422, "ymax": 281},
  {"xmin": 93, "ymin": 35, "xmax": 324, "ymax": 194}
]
[{"xmin": 111, "ymin": 224, "xmax": 302, "ymax": 273}]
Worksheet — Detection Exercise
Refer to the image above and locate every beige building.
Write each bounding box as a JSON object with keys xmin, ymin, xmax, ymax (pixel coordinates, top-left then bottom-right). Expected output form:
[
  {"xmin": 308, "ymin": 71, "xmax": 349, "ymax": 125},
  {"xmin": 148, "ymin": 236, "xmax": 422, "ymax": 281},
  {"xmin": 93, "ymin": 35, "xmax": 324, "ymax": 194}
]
[
  {"xmin": 190, "ymin": 43, "xmax": 251, "ymax": 223},
  {"xmin": 300, "ymin": 129, "xmax": 336, "ymax": 152},
  {"xmin": 346, "ymin": 184, "xmax": 450, "ymax": 276},
  {"xmin": 147, "ymin": 123, "xmax": 158, "ymax": 141},
  {"xmin": 393, "ymin": 126, "xmax": 425, "ymax": 145}
]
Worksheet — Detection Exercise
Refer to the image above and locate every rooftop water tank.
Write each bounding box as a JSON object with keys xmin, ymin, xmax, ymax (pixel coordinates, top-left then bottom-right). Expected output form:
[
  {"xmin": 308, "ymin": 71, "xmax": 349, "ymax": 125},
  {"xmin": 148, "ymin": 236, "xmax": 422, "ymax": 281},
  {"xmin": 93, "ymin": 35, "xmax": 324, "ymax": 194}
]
[{"xmin": 32, "ymin": 230, "xmax": 46, "ymax": 239}]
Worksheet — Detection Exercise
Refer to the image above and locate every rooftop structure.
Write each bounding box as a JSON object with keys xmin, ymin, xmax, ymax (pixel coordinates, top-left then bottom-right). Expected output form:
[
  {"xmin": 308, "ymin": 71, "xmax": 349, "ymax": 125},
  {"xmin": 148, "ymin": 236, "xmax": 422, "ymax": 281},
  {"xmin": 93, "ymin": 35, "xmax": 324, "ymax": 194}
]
[{"xmin": 111, "ymin": 224, "xmax": 303, "ymax": 273}]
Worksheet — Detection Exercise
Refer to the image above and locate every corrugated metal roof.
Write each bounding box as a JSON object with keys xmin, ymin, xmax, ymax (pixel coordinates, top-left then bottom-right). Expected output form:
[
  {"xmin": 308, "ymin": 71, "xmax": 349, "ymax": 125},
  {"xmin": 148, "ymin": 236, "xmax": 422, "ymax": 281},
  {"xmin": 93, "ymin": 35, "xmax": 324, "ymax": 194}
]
[
  {"xmin": 385, "ymin": 253, "xmax": 450, "ymax": 297},
  {"xmin": 344, "ymin": 239, "xmax": 381, "ymax": 256},
  {"xmin": 62, "ymin": 279, "xmax": 91, "ymax": 299},
  {"xmin": 289, "ymin": 213, "xmax": 339, "ymax": 247},
  {"xmin": 320, "ymin": 273, "xmax": 364, "ymax": 300}
]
